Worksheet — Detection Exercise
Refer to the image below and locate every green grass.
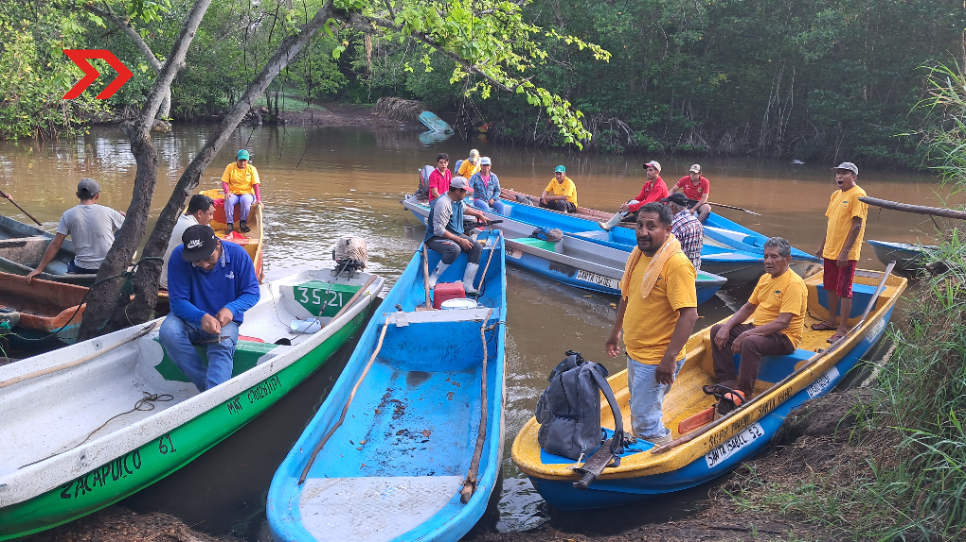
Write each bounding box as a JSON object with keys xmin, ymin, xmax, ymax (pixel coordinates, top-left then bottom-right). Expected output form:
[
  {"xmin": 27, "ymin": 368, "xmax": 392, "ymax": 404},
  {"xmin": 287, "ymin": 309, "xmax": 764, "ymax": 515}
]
[{"xmin": 251, "ymin": 94, "xmax": 323, "ymax": 113}]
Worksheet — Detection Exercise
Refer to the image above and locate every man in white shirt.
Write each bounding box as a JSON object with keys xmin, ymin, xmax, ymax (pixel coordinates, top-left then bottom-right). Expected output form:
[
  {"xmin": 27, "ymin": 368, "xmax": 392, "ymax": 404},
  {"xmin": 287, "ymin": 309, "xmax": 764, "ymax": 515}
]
[{"xmin": 160, "ymin": 194, "xmax": 216, "ymax": 289}]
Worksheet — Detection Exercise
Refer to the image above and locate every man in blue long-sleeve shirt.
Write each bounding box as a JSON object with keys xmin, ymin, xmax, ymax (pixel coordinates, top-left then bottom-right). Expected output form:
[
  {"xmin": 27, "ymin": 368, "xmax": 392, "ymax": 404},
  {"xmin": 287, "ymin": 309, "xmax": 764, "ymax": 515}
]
[{"xmin": 160, "ymin": 225, "xmax": 260, "ymax": 392}]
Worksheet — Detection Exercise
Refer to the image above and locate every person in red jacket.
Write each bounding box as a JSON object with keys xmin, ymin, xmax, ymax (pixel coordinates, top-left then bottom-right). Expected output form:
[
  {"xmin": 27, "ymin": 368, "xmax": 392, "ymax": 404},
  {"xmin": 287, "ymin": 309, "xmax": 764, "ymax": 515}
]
[
  {"xmin": 599, "ymin": 160, "xmax": 668, "ymax": 230},
  {"xmin": 672, "ymin": 164, "xmax": 712, "ymax": 221}
]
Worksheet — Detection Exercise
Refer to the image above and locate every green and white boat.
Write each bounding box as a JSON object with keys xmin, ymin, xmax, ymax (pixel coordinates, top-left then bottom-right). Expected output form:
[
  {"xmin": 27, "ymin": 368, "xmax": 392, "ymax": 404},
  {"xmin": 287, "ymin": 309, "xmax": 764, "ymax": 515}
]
[{"xmin": 0, "ymin": 267, "xmax": 384, "ymax": 540}]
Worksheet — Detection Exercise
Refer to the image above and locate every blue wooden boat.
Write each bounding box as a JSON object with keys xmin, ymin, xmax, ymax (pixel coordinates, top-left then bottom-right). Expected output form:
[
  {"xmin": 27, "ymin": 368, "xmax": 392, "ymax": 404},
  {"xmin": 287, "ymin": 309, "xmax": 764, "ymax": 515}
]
[
  {"xmin": 703, "ymin": 213, "xmax": 820, "ymax": 267},
  {"xmin": 419, "ymin": 111, "xmax": 454, "ymax": 134},
  {"xmin": 401, "ymin": 198, "xmax": 726, "ymax": 302},
  {"xmin": 512, "ymin": 268, "xmax": 906, "ymax": 510},
  {"xmin": 267, "ymin": 231, "xmax": 507, "ymax": 542},
  {"xmin": 868, "ymin": 239, "xmax": 937, "ymax": 272}
]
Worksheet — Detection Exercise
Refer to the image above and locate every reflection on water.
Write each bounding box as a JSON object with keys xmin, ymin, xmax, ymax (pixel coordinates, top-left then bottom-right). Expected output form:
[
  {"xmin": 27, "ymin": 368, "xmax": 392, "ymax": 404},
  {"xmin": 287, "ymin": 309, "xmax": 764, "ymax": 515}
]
[{"xmin": 0, "ymin": 125, "xmax": 942, "ymax": 539}]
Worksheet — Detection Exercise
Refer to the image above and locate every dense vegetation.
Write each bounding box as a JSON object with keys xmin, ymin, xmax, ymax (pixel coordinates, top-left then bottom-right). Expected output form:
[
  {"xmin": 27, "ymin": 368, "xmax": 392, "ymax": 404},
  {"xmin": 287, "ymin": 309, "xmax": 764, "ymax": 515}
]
[{"xmin": 2, "ymin": 0, "xmax": 965, "ymax": 163}]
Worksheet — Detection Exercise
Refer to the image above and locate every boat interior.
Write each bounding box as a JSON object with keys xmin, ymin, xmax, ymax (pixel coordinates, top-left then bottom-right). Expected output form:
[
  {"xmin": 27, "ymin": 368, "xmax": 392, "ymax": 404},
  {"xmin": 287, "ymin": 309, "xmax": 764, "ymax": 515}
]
[
  {"xmin": 0, "ymin": 269, "xmax": 374, "ymax": 479},
  {"xmin": 518, "ymin": 269, "xmax": 907, "ymax": 470},
  {"xmin": 202, "ymin": 188, "xmax": 263, "ymax": 280},
  {"xmin": 289, "ymin": 232, "xmax": 505, "ymax": 541}
]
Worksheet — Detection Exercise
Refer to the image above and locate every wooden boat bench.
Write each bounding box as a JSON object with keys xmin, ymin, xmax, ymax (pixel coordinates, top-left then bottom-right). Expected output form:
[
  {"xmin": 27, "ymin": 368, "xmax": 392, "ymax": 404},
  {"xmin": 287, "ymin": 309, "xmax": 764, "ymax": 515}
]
[
  {"xmin": 152, "ymin": 337, "xmax": 290, "ymax": 383},
  {"xmin": 732, "ymin": 348, "xmax": 814, "ymax": 389},
  {"xmin": 815, "ymin": 282, "xmax": 879, "ymax": 320}
]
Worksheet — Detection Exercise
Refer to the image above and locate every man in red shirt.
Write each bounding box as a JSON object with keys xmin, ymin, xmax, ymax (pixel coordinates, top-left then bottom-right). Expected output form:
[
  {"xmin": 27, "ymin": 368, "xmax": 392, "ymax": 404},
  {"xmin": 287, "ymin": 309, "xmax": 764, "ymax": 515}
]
[
  {"xmin": 599, "ymin": 160, "xmax": 668, "ymax": 230},
  {"xmin": 672, "ymin": 164, "xmax": 711, "ymax": 221},
  {"xmin": 428, "ymin": 153, "xmax": 452, "ymax": 201}
]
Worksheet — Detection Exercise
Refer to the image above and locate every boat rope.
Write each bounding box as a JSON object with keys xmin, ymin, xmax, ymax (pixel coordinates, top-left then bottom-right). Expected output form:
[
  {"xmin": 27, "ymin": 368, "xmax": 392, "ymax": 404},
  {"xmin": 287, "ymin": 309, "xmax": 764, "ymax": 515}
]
[
  {"xmin": 471, "ymin": 231, "xmax": 502, "ymax": 299},
  {"xmin": 460, "ymin": 308, "xmax": 495, "ymax": 503},
  {"xmin": 298, "ymin": 315, "xmax": 391, "ymax": 485},
  {"xmin": 76, "ymin": 392, "xmax": 174, "ymax": 447}
]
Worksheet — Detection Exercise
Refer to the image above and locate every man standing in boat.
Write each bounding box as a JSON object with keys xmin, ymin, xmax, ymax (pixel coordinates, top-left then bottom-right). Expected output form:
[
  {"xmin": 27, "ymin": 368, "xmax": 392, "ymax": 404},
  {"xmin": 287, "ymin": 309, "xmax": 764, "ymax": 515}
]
[
  {"xmin": 709, "ymin": 237, "xmax": 807, "ymax": 407},
  {"xmin": 425, "ymin": 177, "xmax": 490, "ymax": 294},
  {"xmin": 220, "ymin": 149, "xmax": 262, "ymax": 234},
  {"xmin": 599, "ymin": 160, "xmax": 668, "ymax": 230},
  {"xmin": 26, "ymin": 178, "xmax": 125, "ymax": 282},
  {"xmin": 671, "ymin": 164, "xmax": 711, "ymax": 222},
  {"xmin": 662, "ymin": 192, "xmax": 703, "ymax": 270},
  {"xmin": 606, "ymin": 202, "xmax": 698, "ymax": 445},
  {"xmin": 428, "ymin": 153, "xmax": 452, "ymax": 201},
  {"xmin": 814, "ymin": 162, "xmax": 868, "ymax": 344},
  {"xmin": 160, "ymin": 194, "xmax": 216, "ymax": 290},
  {"xmin": 160, "ymin": 225, "xmax": 260, "ymax": 392},
  {"xmin": 539, "ymin": 165, "xmax": 578, "ymax": 213}
]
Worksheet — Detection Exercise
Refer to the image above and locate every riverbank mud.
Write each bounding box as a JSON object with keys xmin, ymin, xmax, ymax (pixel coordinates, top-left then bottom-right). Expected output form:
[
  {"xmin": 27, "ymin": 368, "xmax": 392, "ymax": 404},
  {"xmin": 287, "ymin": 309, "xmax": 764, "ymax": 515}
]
[{"xmin": 20, "ymin": 507, "xmax": 241, "ymax": 542}]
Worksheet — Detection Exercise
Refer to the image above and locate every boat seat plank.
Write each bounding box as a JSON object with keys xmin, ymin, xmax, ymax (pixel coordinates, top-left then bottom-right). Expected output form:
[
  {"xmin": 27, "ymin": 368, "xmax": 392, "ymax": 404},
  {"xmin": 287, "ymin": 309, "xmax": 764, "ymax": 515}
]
[
  {"xmin": 299, "ymin": 476, "xmax": 463, "ymax": 542},
  {"xmin": 387, "ymin": 307, "xmax": 495, "ymax": 325},
  {"xmin": 815, "ymin": 283, "xmax": 878, "ymax": 318},
  {"xmin": 733, "ymin": 348, "xmax": 814, "ymax": 383},
  {"xmin": 152, "ymin": 338, "xmax": 281, "ymax": 383}
]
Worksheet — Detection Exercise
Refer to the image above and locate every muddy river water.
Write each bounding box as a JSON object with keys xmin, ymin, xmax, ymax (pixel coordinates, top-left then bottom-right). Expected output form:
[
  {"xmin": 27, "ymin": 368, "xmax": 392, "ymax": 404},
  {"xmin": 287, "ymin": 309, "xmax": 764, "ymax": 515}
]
[{"xmin": 0, "ymin": 124, "xmax": 951, "ymax": 540}]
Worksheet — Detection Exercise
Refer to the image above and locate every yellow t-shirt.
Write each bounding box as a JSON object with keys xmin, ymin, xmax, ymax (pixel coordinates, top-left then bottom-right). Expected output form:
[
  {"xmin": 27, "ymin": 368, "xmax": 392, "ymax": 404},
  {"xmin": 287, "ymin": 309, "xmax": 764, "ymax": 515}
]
[
  {"xmin": 458, "ymin": 160, "xmax": 480, "ymax": 178},
  {"xmin": 221, "ymin": 163, "xmax": 261, "ymax": 195},
  {"xmin": 823, "ymin": 185, "xmax": 867, "ymax": 261},
  {"xmin": 623, "ymin": 252, "xmax": 697, "ymax": 365},
  {"xmin": 544, "ymin": 177, "xmax": 578, "ymax": 206},
  {"xmin": 748, "ymin": 268, "xmax": 808, "ymax": 348}
]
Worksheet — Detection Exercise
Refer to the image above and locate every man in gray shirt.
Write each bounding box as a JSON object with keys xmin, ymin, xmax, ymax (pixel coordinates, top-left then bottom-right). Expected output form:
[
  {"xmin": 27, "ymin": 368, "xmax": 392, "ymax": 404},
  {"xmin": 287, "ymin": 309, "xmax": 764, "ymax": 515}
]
[{"xmin": 27, "ymin": 178, "xmax": 125, "ymax": 282}]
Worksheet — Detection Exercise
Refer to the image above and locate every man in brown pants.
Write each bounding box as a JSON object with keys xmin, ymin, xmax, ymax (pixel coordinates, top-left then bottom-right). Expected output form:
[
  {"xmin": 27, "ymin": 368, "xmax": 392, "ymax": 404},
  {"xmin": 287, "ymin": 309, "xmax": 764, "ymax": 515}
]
[{"xmin": 709, "ymin": 238, "xmax": 808, "ymax": 402}]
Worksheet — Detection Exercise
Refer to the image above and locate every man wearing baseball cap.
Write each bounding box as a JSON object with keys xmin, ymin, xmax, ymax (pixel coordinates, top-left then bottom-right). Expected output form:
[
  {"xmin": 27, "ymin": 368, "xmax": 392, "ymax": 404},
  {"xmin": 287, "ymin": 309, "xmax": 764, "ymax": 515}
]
[
  {"xmin": 424, "ymin": 176, "xmax": 491, "ymax": 294},
  {"xmin": 599, "ymin": 160, "xmax": 668, "ymax": 230},
  {"xmin": 661, "ymin": 192, "xmax": 703, "ymax": 269},
  {"xmin": 159, "ymin": 224, "xmax": 260, "ymax": 392},
  {"xmin": 26, "ymin": 178, "xmax": 125, "ymax": 282},
  {"xmin": 220, "ymin": 149, "xmax": 262, "ymax": 233},
  {"xmin": 539, "ymin": 165, "xmax": 578, "ymax": 213},
  {"xmin": 672, "ymin": 164, "xmax": 712, "ymax": 222},
  {"xmin": 813, "ymin": 162, "xmax": 868, "ymax": 344}
]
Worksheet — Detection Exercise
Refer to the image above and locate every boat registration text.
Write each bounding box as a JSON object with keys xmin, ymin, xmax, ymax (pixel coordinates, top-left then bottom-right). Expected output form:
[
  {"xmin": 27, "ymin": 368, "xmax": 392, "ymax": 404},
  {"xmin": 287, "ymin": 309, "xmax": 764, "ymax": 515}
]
[
  {"xmin": 705, "ymin": 422, "xmax": 765, "ymax": 468},
  {"xmin": 575, "ymin": 270, "xmax": 619, "ymax": 290}
]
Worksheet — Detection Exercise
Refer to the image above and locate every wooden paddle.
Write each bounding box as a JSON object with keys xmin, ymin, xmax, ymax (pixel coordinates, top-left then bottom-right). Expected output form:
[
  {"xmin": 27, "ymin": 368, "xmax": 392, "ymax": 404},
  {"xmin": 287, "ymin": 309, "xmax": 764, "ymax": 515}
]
[
  {"xmin": 422, "ymin": 245, "xmax": 432, "ymax": 309},
  {"xmin": 691, "ymin": 199, "xmax": 762, "ymax": 216},
  {"xmin": 0, "ymin": 189, "xmax": 42, "ymax": 226},
  {"xmin": 651, "ymin": 261, "xmax": 896, "ymax": 455},
  {"xmin": 325, "ymin": 274, "xmax": 378, "ymax": 326}
]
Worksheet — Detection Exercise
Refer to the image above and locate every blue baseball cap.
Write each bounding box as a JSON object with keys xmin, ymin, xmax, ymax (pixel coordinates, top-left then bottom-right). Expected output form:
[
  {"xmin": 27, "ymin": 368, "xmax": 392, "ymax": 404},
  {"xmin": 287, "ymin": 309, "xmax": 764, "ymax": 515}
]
[
  {"xmin": 554, "ymin": 165, "xmax": 566, "ymax": 173},
  {"xmin": 237, "ymin": 149, "xmax": 250, "ymax": 160}
]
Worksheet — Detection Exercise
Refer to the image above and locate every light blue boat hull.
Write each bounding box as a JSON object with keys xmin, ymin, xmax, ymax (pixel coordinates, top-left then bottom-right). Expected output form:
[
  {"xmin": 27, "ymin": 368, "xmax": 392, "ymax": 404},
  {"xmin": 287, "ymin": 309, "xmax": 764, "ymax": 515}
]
[
  {"xmin": 868, "ymin": 239, "xmax": 936, "ymax": 272},
  {"xmin": 267, "ymin": 232, "xmax": 507, "ymax": 542},
  {"xmin": 527, "ymin": 303, "xmax": 895, "ymax": 510}
]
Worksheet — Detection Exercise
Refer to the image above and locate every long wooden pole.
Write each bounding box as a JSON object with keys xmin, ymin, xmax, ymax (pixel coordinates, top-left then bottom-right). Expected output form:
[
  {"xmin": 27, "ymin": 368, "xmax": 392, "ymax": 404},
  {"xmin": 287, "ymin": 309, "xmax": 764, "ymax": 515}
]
[
  {"xmin": 859, "ymin": 196, "xmax": 966, "ymax": 220},
  {"xmin": 0, "ymin": 189, "xmax": 42, "ymax": 226},
  {"xmin": 422, "ymin": 245, "xmax": 432, "ymax": 309},
  {"xmin": 0, "ymin": 320, "xmax": 161, "ymax": 389},
  {"xmin": 323, "ymin": 275, "xmax": 378, "ymax": 328},
  {"xmin": 460, "ymin": 309, "xmax": 494, "ymax": 503},
  {"xmin": 651, "ymin": 262, "xmax": 895, "ymax": 455},
  {"xmin": 707, "ymin": 201, "xmax": 762, "ymax": 216}
]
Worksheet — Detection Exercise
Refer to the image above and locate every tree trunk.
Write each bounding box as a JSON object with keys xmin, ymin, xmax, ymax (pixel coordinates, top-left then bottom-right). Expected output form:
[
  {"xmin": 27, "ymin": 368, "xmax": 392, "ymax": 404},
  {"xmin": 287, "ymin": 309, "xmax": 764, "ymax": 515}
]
[{"xmin": 89, "ymin": 0, "xmax": 340, "ymax": 337}]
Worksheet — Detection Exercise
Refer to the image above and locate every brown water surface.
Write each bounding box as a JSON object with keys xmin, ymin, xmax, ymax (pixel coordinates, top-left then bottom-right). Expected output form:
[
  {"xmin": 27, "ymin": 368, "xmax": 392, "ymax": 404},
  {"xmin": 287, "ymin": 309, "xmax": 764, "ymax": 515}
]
[{"xmin": 1, "ymin": 125, "xmax": 945, "ymax": 539}]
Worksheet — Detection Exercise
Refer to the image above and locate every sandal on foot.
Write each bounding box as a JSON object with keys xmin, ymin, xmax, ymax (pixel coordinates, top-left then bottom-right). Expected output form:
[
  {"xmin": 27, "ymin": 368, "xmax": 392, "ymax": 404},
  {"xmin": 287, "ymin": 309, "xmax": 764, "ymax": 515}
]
[
  {"xmin": 811, "ymin": 322, "xmax": 836, "ymax": 331},
  {"xmin": 827, "ymin": 333, "xmax": 844, "ymax": 343}
]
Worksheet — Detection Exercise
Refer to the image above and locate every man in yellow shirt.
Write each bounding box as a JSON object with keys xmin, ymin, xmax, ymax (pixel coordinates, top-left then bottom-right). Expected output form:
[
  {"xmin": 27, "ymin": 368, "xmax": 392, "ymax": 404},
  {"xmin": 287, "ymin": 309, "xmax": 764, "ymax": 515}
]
[
  {"xmin": 606, "ymin": 202, "xmax": 698, "ymax": 445},
  {"xmin": 814, "ymin": 162, "xmax": 868, "ymax": 343},
  {"xmin": 539, "ymin": 165, "xmax": 578, "ymax": 213},
  {"xmin": 220, "ymin": 149, "xmax": 263, "ymax": 233},
  {"xmin": 709, "ymin": 238, "xmax": 807, "ymax": 407}
]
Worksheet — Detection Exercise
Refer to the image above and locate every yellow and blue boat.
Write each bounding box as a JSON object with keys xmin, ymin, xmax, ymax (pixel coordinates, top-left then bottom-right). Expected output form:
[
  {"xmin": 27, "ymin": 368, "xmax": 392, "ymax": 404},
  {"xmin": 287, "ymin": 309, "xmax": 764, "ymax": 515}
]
[{"xmin": 512, "ymin": 268, "xmax": 906, "ymax": 510}]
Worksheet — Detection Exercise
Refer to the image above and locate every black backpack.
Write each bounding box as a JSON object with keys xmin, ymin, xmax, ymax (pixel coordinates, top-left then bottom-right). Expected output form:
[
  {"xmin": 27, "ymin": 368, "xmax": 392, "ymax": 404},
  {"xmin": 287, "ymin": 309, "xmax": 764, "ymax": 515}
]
[{"xmin": 536, "ymin": 351, "xmax": 628, "ymax": 460}]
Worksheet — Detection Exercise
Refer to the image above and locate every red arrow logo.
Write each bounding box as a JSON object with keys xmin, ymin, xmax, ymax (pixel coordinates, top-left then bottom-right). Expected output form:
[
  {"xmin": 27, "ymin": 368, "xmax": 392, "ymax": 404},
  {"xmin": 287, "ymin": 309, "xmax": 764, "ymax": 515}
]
[{"xmin": 62, "ymin": 50, "xmax": 133, "ymax": 99}]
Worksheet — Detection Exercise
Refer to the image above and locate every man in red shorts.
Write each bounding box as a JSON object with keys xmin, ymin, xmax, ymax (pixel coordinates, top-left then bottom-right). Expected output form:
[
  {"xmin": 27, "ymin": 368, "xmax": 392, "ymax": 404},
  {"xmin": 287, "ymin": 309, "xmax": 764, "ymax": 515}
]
[
  {"xmin": 813, "ymin": 162, "xmax": 868, "ymax": 343},
  {"xmin": 672, "ymin": 164, "xmax": 711, "ymax": 221}
]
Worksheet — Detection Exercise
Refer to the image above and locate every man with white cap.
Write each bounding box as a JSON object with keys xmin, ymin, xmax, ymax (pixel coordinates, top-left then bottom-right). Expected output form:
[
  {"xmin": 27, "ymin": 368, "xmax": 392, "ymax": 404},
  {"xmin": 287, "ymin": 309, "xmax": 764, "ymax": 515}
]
[
  {"xmin": 469, "ymin": 157, "xmax": 506, "ymax": 214},
  {"xmin": 672, "ymin": 164, "xmax": 712, "ymax": 222},
  {"xmin": 813, "ymin": 162, "xmax": 868, "ymax": 344},
  {"xmin": 160, "ymin": 224, "xmax": 260, "ymax": 392},
  {"xmin": 599, "ymin": 160, "xmax": 668, "ymax": 230},
  {"xmin": 424, "ymin": 177, "xmax": 491, "ymax": 294},
  {"xmin": 26, "ymin": 178, "xmax": 125, "ymax": 282}
]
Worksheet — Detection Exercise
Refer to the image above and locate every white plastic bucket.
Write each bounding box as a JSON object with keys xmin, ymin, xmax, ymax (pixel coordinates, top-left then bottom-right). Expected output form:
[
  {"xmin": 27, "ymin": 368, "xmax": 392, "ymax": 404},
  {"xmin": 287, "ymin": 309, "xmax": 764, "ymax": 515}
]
[
  {"xmin": 440, "ymin": 298, "xmax": 478, "ymax": 310},
  {"xmin": 290, "ymin": 319, "xmax": 322, "ymax": 333}
]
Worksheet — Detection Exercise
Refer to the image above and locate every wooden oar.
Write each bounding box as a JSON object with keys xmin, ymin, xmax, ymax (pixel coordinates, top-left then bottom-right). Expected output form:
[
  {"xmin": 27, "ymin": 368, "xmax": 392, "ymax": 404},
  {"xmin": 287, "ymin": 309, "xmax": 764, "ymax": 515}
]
[
  {"xmin": 651, "ymin": 261, "xmax": 896, "ymax": 455},
  {"xmin": 0, "ymin": 189, "xmax": 42, "ymax": 226},
  {"xmin": 422, "ymin": 245, "xmax": 432, "ymax": 309},
  {"xmin": 460, "ymin": 308, "xmax": 494, "ymax": 503},
  {"xmin": 705, "ymin": 201, "xmax": 761, "ymax": 216},
  {"xmin": 0, "ymin": 320, "xmax": 161, "ymax": 389},
  {"xmin": 324, "ymin": 274, "xmax": 378, "ymax": 326}
]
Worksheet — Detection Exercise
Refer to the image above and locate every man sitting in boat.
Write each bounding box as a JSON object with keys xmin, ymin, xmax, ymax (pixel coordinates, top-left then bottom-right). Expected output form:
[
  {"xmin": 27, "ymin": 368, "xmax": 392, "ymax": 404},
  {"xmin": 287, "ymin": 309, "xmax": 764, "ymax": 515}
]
[
  {"xmin": 606, "ymin": 202, "xmax": 698, "ymax": 445},
  {"xmin": 539, "ymin": 165, "xmax": 578, "ymax": 213},
  {"xmin": 428, "ymin": 153, "xmax": 452, "ymax": 201},
  {"xmin": 26, "ymin": 178, "xmax": 125, "ymax": 282},
  {"xmin": 813, "ymin": 162, "xmax": 868, "ymax": 344},
  {"xmin": 425, "ymin": 177, "xmax": 490, "ymax": 294},
  {"xmin": 599, "ymin": 160, "xmax": 668, "ymax": 230},
  {"xmin": 160, "ymin": 225, "xmax": 260, "ymax": 392},
  {"xmin": 709, "ymin": 237, "xmax": 807, "ymax": 407},
  {"xmin": 662, "ymin": 192, "xmax": 703, "ymax": 270},
  {"xmin": 220, "ymin": 149, "xmax": 263, "ymax": 233},
  {"xmin": 160, "ymin": 194, "xmax": 216, "ymax": 290},
  {"xmin": 671, "ymin": 164, "xmax": 711, "ymax": 222},
  {"xmin": 469, "ymin": 157, "xmax": 506, "ymax": 214}
]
